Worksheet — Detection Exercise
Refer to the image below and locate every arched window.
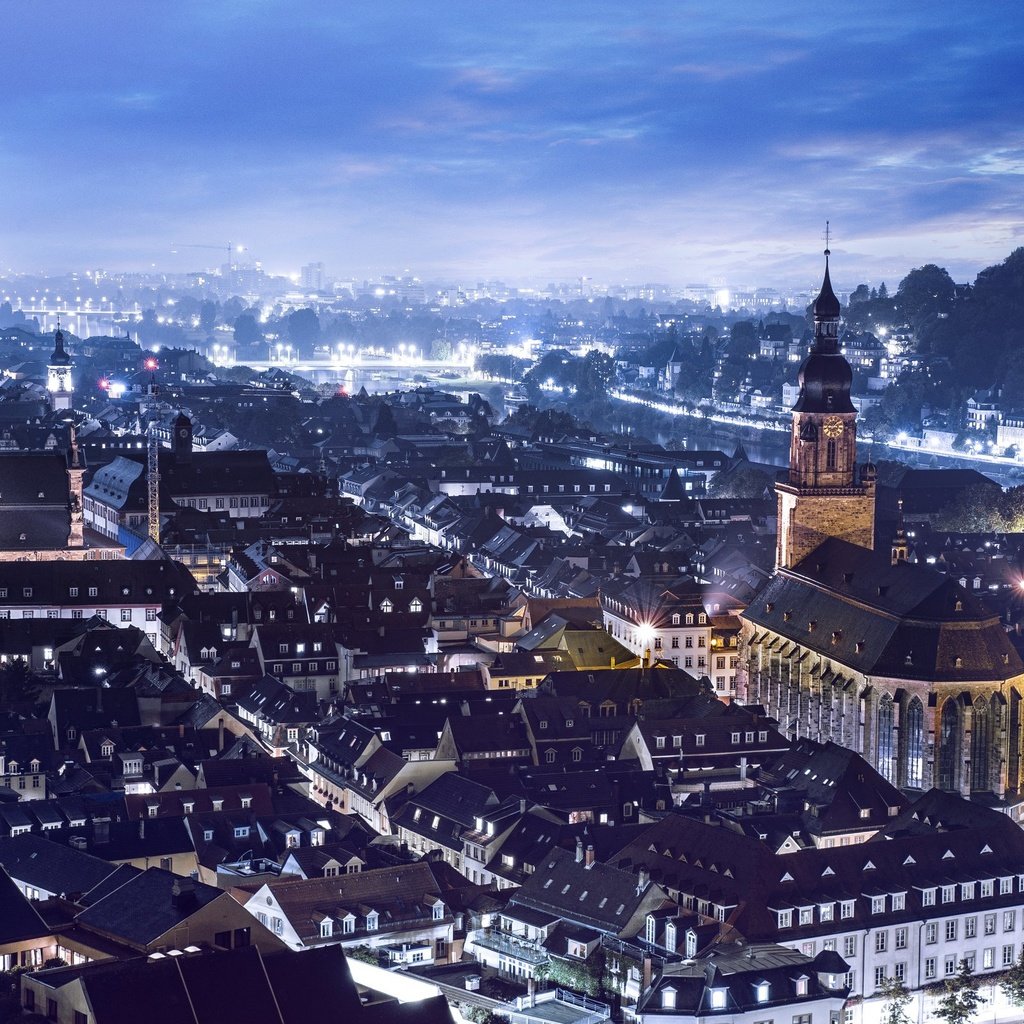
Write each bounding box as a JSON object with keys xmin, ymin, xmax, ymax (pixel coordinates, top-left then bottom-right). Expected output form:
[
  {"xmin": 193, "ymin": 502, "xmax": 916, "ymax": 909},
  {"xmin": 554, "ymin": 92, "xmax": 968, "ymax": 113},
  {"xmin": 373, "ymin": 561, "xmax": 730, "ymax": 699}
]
[
  {"xmin": 826, "ymin": 439, "xmax": 837, "ymax": 470},
  {"xmin": 938, "ymin": 699, "xmax": 960, "ymax": 791},
  {"xmin": 971, "ymin": 697, "xmax": 992, "ymax": 792},
  {"xmin": 905, "ymin": 697, "xmax": 925, "ymax": 789},
  {"xmin": 876, "ymin": 694, "xmax": 895, "ymax": 782}
]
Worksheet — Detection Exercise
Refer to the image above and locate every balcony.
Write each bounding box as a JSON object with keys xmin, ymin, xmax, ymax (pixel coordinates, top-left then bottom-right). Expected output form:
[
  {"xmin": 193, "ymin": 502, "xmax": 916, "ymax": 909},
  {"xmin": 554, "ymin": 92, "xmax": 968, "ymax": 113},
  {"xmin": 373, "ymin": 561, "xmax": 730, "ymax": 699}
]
[{"xmin": 471, "ymin": 929, "xmax": 548, "ymax": 966}]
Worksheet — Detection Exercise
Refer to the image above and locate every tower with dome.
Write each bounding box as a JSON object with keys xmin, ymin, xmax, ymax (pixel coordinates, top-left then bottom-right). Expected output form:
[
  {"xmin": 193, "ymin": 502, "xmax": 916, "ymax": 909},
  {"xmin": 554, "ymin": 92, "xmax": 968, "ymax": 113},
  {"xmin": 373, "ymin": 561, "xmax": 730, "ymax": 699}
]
[{"xmin": 775, "ymin": 249, "xmax": 875, "ymax": 569}]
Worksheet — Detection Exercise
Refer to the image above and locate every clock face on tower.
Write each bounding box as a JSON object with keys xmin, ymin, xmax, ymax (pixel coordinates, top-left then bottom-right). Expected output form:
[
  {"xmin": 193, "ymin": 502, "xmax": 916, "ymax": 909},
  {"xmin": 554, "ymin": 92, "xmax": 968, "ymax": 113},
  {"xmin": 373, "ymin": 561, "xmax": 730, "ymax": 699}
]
[
  {"xmin": 822, "ymin": 417, "xmax": 844, "ymax": 439},
  {"xmin": 178, "ymin": 428, "xmax": 189, "ymax": 440}
]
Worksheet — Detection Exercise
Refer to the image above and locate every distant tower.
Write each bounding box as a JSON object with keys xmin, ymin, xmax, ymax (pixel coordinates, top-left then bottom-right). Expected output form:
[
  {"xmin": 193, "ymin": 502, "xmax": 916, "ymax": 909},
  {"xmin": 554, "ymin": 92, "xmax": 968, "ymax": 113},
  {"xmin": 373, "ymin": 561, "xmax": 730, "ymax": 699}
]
[
  {"xmin": 147, "ymin": 424, "xmax": 161, "ymax": 543},
  {"xmin": 775, "ymin": 247, "xmax": 876, "ymax": 569},
  {"xmin": 47, "ymin": 325, "xmax": 74, "ymax": 411},
  {"xmin": 172, "ymin": 411, "xmax": 193, "ymax": 464},
  {"xmin": 66, "ymin": 423, "xmax": 85, "ymax": 548},
  {"xmin": 891, "ymin": 497, "xmax": 909, "ymax": 565}
]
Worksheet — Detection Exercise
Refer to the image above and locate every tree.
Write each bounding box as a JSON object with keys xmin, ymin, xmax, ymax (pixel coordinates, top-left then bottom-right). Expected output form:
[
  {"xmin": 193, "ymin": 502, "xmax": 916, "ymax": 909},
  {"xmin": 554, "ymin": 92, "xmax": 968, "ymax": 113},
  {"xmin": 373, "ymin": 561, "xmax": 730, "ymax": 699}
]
[
  {"xmin": 935, "ymin": 960, "xmax": 984, "ymax": 1024},
  {"xmin": 199, "ymin": 300, "xmax": 218, "ymax": 332},
  {"xmin": 708, "ymin": 462, "xmax": 773, "ymax": 499},
  {"xmin": 430, "ymin": 338, "xmax": 453, "ymax": 361},
  {"xmin": 896, "ymin": 264, "xmax": 956, "ymax": 330},
  {"xmin": 576, "ymin": 350, "xmax": 615, "ymax": 398},
  {"xmin": 879, "ymin": 976, "xmax": 912, "ymax": 1024},
  {"xmin": 849, "ymin": 284, "xmax": 871, "ymax": 305},
  {"xmin": 286, "ymin": 308, "xmax": 321, "ymax": 351},
  {"xmin": 233, "ymin": 313, "xmax": 263, "ymax": 347},
  {"xmin": 465, "ymin": 1011, "xmax": 507, "ymax": 1024},
  {"xmin": 1000, "ymin": 948, "xmax": 1024, "ymax": 1009},
  {"xmin": 0, "ymin": 658, "xmax": 40, "ymax": 705}
]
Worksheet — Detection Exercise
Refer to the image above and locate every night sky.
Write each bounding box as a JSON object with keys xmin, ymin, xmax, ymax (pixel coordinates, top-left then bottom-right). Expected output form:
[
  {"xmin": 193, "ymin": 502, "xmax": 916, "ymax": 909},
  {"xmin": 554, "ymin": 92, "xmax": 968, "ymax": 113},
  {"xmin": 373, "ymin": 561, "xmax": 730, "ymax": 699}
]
[{"xmin": 3, "ymin": 1, "xmax": 1022, "ymax": 287}]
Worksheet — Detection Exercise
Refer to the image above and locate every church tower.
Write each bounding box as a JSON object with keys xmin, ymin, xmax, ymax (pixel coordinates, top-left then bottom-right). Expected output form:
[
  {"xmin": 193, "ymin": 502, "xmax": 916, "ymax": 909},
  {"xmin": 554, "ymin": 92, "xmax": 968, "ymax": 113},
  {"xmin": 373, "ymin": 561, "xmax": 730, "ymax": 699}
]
[
  {"xmin": 47, "ymin": 326, "xmax": 74, "ymax": 411},
  {"xmin": 775, "ymin": 249, "xmax": 875, "ymax": 569}
]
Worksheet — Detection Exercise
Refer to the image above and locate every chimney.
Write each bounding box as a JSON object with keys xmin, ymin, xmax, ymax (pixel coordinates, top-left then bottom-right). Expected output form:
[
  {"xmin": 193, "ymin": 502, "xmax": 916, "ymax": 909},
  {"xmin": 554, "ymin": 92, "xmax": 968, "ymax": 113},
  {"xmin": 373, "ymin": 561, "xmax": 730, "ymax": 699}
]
[
  {"xmin": 642, "ymin": 954, "xmax": 653, "ymax": 992},
  {"xmin": 218, "ymin": 717, "xmax": 225, "ymax": 752},
  {"xmin": 637, "ymin": 867, "xmax": 650, "ymax": 890},
  {"xmin": 139, "ymin": 817, "xmax": 146, "ymax": 840},
  {"xmin": 585, "ymin": 844, "xmax": 595, "ymax": 869},
  {"xmin": 93, "ymin": 817, "xmax": 110, "ymax": 846},
  {"xmin": 575, "ymin": 837, "xmax": 584, "ymax": 863},
  {"xmin": 171, "ymin": 878, "xmax": 197, "ymax": 911},
  {"xmin": 178, "ymin": 723, "xmax": 185, "ymax": 739}
]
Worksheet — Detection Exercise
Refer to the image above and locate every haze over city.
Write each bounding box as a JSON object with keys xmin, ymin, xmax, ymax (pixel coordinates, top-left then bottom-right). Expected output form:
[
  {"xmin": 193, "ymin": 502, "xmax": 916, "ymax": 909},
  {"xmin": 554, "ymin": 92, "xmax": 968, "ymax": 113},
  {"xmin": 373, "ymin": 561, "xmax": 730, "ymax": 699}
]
[{"xmin": 3, "ymin": 1, "xmax": 1022, "ymax": 287}]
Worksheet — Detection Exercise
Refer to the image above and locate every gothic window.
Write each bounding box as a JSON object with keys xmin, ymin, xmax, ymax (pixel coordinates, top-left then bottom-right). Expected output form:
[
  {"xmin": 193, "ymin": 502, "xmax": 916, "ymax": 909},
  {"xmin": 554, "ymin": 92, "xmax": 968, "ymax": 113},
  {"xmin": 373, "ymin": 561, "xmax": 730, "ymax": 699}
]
[
  {"xmin": 938, "ymin": 699, "xmax": 960, "ymax": 791},
  {"xmin": 826, "ymin": 439, "xmax": 837, "ymax": 471},
  {"xmin": 876, "ymin": 694, "xmax": 895, "ymax": 783},
  {"xmin": 905, "ymin": 697, "xmax": 925, "ymax": 789},
  {"xmin": 971, "ymin": 697, "xmax": 992, "ymax": 792}
]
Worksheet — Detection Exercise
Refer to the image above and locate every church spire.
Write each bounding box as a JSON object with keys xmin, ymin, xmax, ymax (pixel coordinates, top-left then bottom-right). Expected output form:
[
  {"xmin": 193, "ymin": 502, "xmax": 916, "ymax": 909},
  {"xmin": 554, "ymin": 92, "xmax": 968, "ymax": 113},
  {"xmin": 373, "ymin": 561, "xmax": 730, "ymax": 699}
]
[
  {"xmin": 891, "ymin": 497, "xmax": 909, "ymax": 565},
  {"xmin": 793, "ymin": 244, "xmax": 852, "ymax": 415}
]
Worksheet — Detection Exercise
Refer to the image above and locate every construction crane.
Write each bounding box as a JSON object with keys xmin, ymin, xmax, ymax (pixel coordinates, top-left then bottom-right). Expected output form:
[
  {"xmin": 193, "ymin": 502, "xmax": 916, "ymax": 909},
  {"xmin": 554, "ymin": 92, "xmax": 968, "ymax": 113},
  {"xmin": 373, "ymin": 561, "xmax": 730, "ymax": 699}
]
[
  {"xmin": 147, "ymin": 422, "xmax": 160, "ymax": 543},
  {"xmin": 170, "ymin": 242, "xmax": 246, "ymax": 273}
]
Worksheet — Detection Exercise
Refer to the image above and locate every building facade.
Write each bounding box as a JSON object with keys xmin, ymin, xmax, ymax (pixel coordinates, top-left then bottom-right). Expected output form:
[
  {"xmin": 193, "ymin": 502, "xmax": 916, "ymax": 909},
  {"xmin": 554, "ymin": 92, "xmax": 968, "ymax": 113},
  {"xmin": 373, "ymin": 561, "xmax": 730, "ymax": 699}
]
[{"xmin": 740, "ymin": 253, "xmax": 1024, "ymax": 801}]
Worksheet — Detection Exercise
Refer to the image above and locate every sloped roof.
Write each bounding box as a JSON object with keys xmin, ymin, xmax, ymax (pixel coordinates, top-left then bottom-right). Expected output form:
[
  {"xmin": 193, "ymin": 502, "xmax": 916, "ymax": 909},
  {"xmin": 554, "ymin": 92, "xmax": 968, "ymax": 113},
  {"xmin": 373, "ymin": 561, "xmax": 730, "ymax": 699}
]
[
  {"xmin": 743, "ymin": 538, "xmax": 1022, "ymax": 682},
  {"xmin": 0, "ymin": 864, "xmax": 50, "ymax": 944}
]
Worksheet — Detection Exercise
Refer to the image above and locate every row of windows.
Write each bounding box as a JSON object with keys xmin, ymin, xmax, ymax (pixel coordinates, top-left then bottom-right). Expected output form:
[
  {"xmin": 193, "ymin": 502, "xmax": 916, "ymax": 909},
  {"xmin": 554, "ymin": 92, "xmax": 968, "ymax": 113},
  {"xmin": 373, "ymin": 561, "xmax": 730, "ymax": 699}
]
[
  {"xmin": 654, "ymin": 730, "xmax": 769, "ymax": 750},
  {"xmin": 183, "ymin": 495, "xmax": 268, "ymax": 510},
  {"xmin": 0, "ymin": 608, "xmax": 156, "ymax": 621},
  {"xmin": 779, "ymin": 877, "xmax": 1024, "ymax": 928},
  {"xmin": 923, "ymin": 911, "xmax": 1017, "ymax": 944},
  {"xmin": 271, "ymin": 662, "xmax": 337, "ymax": 674},
  {"xmin": 875, "ymin": 944, "xmax": 1020, "ymax": 988},
  {"xmin": 380, "ymin": 598, "xmax": 423, "ymax": 613}
]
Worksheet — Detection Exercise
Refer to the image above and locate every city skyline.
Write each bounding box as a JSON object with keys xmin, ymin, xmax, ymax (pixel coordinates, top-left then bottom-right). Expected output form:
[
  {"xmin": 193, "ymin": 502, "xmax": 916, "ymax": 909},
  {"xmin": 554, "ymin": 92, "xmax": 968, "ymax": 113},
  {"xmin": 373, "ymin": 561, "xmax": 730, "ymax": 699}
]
[{"xmin": 2, "ymin": 2, "xmax": 1022, "ymax": 287}]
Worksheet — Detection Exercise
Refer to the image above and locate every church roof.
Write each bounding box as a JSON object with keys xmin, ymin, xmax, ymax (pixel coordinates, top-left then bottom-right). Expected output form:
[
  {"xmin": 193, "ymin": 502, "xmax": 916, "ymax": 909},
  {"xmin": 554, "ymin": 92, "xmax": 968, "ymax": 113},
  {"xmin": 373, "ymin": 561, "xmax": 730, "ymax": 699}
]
[
  {"xmin": 793, "ymin": 252, "xmax": 854, "ymax": 414},
  {"xmin": 49, "ymin": 328, "xmax": 72, "ymax": 367},
  {"xmin": 812, "ymin": 253, "xmax": 841, "ymax": 320},
  {"xmin": 743, "ymin": 538, "xmax": 1023, "ymax": 683}
]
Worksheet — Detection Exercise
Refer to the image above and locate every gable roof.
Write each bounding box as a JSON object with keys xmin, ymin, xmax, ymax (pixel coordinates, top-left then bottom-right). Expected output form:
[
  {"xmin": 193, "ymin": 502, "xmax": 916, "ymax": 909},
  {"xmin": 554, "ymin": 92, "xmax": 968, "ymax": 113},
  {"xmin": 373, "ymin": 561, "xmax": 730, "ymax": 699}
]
[{"xmin": 0, "ymin": 864, "xmax": 50, "ymax": 945}]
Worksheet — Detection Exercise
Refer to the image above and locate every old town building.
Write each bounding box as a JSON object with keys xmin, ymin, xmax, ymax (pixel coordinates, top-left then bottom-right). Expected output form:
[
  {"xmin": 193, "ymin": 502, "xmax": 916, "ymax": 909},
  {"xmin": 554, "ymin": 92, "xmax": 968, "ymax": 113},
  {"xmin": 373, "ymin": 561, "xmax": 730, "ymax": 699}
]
[{"xmin": 741, "ymin": 254, "xmax": 1024, "ymax": 801}]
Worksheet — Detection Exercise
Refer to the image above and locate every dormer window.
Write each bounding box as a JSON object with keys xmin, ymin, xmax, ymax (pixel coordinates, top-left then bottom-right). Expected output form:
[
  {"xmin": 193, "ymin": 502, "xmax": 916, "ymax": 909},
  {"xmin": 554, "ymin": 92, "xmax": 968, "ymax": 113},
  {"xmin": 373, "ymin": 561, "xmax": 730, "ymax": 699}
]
[
  {"xmin": 662, "ymin": 988, "xmax": 676, "ymax": 1010},
  {"xmin": 366, "ymin": 911, "xmax": 378, "ymax": 931},
  {"xmin": 756, "ymin": 982, "xmax": 771, "ymax": 1003},
  {"xmin": 710, "ymin": 989, "xmax": 727, "ymax": 1009},
  {"xmin": 380, "ymin": 598, "xmax": 393, "ymax": 613},
  {"xmin": 795, "ymin": 976, "xmax": 809, "ymax": 997},
  {"xmin": 410, "ymin": 597, "xmax": 423, "ymax": 613},
  {"xmin": 101, "ymin": 743, "xmax": 114, "ymax": 758},
  {"xmin": 433, "ymin": 901, "xmax": 444, "ymax": 921},
  {"xmin": 320, "ymin": 919, "xmax": 333, "ymax": 938}
]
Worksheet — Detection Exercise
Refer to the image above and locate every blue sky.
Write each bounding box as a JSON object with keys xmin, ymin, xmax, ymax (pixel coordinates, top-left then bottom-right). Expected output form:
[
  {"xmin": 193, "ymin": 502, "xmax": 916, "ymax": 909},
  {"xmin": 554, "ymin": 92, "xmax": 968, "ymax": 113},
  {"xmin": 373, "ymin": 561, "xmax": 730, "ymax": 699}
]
[{"xmin": 2, "ymin": 1, "xmax": 1022, "ymax": 287}]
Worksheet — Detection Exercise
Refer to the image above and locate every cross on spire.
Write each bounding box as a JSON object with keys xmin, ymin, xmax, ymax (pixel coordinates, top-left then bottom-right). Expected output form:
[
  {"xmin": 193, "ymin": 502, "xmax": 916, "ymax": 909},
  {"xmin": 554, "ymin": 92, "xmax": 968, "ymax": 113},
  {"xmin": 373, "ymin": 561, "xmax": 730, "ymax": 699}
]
[{"xmin": 823, "ymin": 220, "xmax": 832, "ymax": 256}]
